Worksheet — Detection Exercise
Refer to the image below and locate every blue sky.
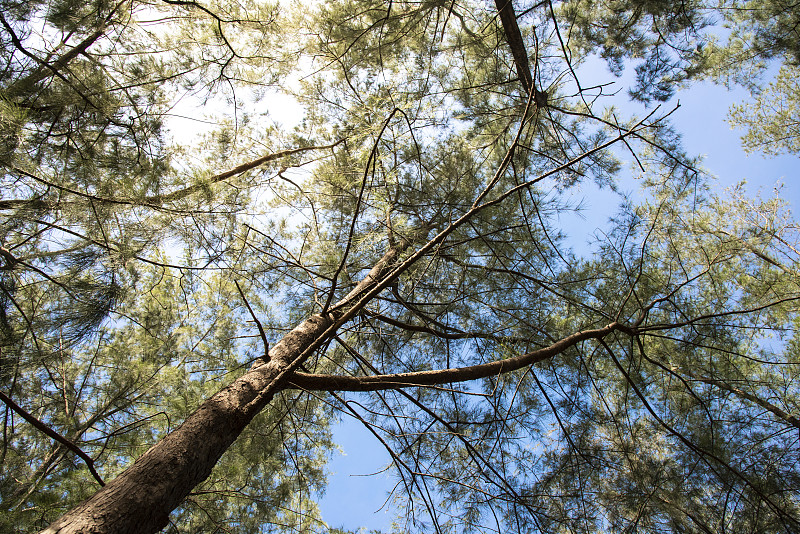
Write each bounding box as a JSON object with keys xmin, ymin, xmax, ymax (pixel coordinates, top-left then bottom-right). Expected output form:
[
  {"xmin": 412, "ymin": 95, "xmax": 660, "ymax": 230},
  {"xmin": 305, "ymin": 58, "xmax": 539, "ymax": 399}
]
[
  {"xmin": 673, "ymin": 80, "xmax": 799, "ymax": 208},
  {"xmin": 319, "ymin": 415, "xmax": 399, "ymax": 532}
]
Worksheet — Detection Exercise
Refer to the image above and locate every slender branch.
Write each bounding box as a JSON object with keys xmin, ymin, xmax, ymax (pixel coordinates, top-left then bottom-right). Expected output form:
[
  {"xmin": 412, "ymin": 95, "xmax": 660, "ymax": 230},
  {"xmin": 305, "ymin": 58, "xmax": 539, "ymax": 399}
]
[
  {"xmin": 322, "ymin": 111, "xmax": 390, "ymax": 311},
  {"xmin": 691, "ymin": 374, "xmax": 800, "ymax": 430},
  {"xmin": 4, "ymin": 0, "xmax": 128, "ymax": 95},
  {"xmin": 600, "ymin": 338, "xmax": 798, "ymax": 528},
  {"xmin": 285, "ymin": 322, "xmax": 623, "ymax": 391},
  {"xmin": 329, "ymin": 335, "xmax": 542, "ymax": 524},
  {"xmin": 636, "ymin": 296, "xmax": 800, "ymax": 333},
  {"xmin": 6, "ymin": 28, "xmax": 106, "ymax": 95},
  {"xmin": 234, "ymin": 280, "xmax": 269, "ymax": 361},
  {"xmin": 1, "ymin": 142, "xmax": 342, "ymax": 211},
  {"xmin": 365, "ymin": 309, "xmax": 528, "ymax": 343},
  {"xmin": 0, "ymin": 12, "xmax": 113, "ymax": 113},
  {"xmin": 151, "ymin": 141, "xmax": 343, "ymax": 205},
  {"xmin": 0, "ymin": 390, "xmax": 105, "ymax": 486}
]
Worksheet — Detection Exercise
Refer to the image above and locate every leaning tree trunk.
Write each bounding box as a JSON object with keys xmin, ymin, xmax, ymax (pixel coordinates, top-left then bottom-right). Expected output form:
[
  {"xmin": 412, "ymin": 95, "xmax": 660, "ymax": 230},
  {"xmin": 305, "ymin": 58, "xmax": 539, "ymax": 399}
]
[{"xmin": 41, "ymin": 246, "xmax": 405, "ymax": 534}]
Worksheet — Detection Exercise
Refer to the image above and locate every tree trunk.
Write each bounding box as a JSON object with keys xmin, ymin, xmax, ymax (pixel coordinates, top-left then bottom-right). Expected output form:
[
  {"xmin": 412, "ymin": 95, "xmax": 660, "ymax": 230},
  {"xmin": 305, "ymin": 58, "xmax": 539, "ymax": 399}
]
[{"xmin": 41, "ymin": 246, "xmax": 404, "ymax": 534}]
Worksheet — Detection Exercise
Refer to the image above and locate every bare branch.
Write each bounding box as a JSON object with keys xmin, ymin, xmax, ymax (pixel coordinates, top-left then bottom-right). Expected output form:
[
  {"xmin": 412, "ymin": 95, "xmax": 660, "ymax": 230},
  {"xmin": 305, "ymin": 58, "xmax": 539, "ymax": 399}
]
[
  {"xmin": 0, "ymin": 391, "xmax": 105, "ymax": 486},
  {"xmin": 234, "ymin": 280, "xmax": 269, "ymax": 362}
]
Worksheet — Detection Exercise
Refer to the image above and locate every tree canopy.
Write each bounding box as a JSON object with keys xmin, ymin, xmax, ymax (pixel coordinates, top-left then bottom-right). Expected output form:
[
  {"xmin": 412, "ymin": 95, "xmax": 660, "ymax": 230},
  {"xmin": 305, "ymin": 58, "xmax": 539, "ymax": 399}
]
[{"xmin": 0, "ymin": 0, "xmax": 798, "ymax": 532}]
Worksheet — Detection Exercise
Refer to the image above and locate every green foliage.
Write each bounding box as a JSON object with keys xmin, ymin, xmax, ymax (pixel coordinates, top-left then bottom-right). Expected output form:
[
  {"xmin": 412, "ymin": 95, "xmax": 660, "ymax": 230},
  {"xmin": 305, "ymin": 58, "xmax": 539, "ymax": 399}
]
[
  {"xmin": 729, "ymin": 64, "xmax": 800, "ymax": 155},
  {"xmin": 694, "ymin": 0, "xmax": 800, "ymax": 156}
]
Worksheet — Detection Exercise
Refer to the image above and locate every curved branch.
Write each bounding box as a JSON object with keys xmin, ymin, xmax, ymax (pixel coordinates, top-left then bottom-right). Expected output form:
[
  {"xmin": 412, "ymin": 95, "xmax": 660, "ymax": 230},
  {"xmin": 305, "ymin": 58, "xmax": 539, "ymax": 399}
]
[
  {"xmin": 365, "ymin": 309, "xmax": 529, "ymax": 344},
  {"xmin": 286, "ymin": 322, "xmax": 624, "ymax": 391},
  {"xmin": 151, "ymin": 141, "xmax": 343, "ymax": 205},
  {"xmin": 600, "ymin": 338, "xmax": 799, "ymax": 529},
  {"xmin": 1, "ymin": 0, "xmax": 126, "ymax": 97},
  {"xmin": 6, "ymin": 28, "xmax": 106, "ymax": 94},
  {"xmin": 0, "ymin": 391, "xmax": 104, "ymax": 486},
  {"xmin": 322, "ymin": 110, "xmax": 390, "ymax": 311},
  {"xmin": 234, "ymin": 280, "xmax": 269, "ymax": 362}
]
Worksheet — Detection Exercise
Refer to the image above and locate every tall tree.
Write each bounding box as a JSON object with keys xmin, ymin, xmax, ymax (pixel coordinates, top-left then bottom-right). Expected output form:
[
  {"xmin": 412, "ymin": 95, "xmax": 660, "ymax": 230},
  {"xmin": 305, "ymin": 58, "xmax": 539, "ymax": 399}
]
[{"xmin": 1, "ymin": 0, "xmax": 798, "ymax": 532}]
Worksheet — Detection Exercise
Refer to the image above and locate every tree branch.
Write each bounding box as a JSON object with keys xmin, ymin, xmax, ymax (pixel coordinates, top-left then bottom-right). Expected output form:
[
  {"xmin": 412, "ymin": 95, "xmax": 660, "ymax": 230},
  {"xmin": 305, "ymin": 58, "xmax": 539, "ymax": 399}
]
[
  {"xmin": 0, "ymin": 390, "xmax": 104, "ymax": 486},
  {"xmin": 286, "ymin": 322, "xmax": 624, "ymax": 391},
  {"xmin": 151, "ymin": 141, "xmax": 343, "ymax": 205},
  {"xmin": 234, "ymin": 280, "xmax": 269, "ymax": 362},
  {"xmin": 6, "ymin": 28, "xmax": 105, "ymax": 95},
  {"xmin": 691, "ymin": 374, "xmax": 800, "ymax": 430},
  {"xmin": 0, "ymin": 141, "xmax": 342, "ymax": 212},
  {"xmin": 495, "ymin": 0, "xmax": 547, "ymax": 106},
  {"xmin": 364, "ymin": 309, "xmax": 528, "ymax": 343}
]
